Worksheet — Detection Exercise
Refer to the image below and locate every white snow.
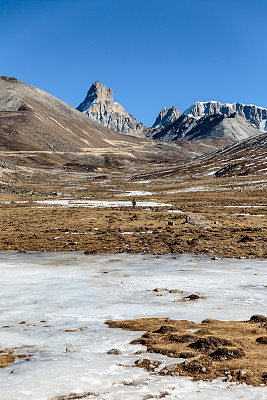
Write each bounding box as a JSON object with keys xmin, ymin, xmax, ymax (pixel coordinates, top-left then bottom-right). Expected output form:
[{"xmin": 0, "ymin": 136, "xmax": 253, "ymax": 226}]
[
  {"xmin": 36, "ymin": 199, "xmax": 173, "ymax": 208},
  {"xmin": 0, "ymin": 253, "xmax": 266, "ymax": 399},
  {"xmin": 117, "ymin": 191, "xmax": 154, "ymax": 197}
]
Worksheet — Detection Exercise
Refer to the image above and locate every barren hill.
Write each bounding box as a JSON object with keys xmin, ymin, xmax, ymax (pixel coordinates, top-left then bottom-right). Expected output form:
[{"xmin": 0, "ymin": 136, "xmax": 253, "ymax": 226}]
[{"xmin": 0, "ymin": 77, "xmax": 194, "ymax": 169}]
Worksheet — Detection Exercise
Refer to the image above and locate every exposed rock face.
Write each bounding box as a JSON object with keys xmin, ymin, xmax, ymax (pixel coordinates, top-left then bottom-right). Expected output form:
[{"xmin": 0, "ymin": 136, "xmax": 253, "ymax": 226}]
[
  {"xmin": 0, "ymin": 76, "xmax": 188, "ymax": 168},
  {"xmin": 0, "ymin": 89, "xmax": 26, "ymax": 112},
  {"xmin": 77, "ymin": 81, "xmax": 147, "ymax": 137},
  {"xmin": 184, "ymin": 101, "xmax": 267, "ymax": 132},
  {"xmin": 152, "ymin": 106, "xmax": 180, "ymax": 129},
  {"xmin": 152, "ymin": 112, "xmax": 260, "ymax": 144}
]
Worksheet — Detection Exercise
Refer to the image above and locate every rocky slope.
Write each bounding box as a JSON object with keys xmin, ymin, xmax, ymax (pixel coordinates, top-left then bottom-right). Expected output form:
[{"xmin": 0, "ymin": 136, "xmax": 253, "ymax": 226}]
[
  {"xmin": 184, "ymin": 101, "xmax": 267, "ymax": 131},
  {"xmin": 152, "ymin": 106, "xmax": 181, "ymax": 129},
  {"xmin": 152, "ymin": 112, "xmax": 260, "ymax": 144},
  {"xmin": 0, "ymin": 76, "xmax": 191, "ymax": 169},
  {"xmin": 77, "ymin": 81, "xmax": 147, "ymax": 137}
]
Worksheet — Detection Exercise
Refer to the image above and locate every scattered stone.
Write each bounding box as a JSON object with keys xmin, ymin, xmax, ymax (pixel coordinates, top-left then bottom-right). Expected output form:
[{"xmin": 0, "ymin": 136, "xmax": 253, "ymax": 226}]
[
  {"xmin": 107, "ymin": 348, "xmax": 122, "ymax": 355},
  {"xmin": 169, "ymin": 289, "xmax": 184, "ymax": 294},
  {"xmin": 188, "ymin": 336, "xmax": 233, "ymax": 351},
  {"xmin": 153, "ymin": 325, "xmax": 179, "ymax": 334},
  {"xmin": 177, "ymin": 294, "xmax": 204, "ymax": 302},
  {"xmin": 185, "ymin": 215, "xmax": 205, "ymax": 226},
  {"xmin": 250, "ymin": 315, "xmax": 267, "ymax": 323},
  {"xmin": 49, "ymin": 392, "xmax": 100, "ymax": 400},
  {"xmin": 134, "ymin": 358, "xmax": 161, "ymax": 371},
  {"xmin": 143, "ymin": 391, "xmax": 170, "ymax": 400},
  {"xmin": 256, "ymin": 337, "xmax": 267, "ymax": 344},
  {"xmin": 153, "ymin": 288, "xmax": 168, "ymax": 292},
  {"xmin": 180, "ymin": 360, "xmax": 209, "ymax": 374},
  {"xmin": 240, "ymin": 235, "xmax": 254, "ymax": 243},
  {"xmin": 65, "ymin": 327, "xmax": 87, "ymax": 332},
  {"xmin": 160, "ymin": 363, "xmax": 180, "ymax": 375},
  {"xmin": 121, "ymin": 379, "xmax": 148, "ymax": 386},
  {"xmin": 209, "ymin": 347, "xmax": 245, "ymax": 360}
]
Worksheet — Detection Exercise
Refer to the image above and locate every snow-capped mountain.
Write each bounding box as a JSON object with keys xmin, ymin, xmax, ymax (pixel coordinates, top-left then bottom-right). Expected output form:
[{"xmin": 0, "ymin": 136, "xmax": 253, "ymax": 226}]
[
  {"xmin": 184, "ymin": 101, "xmax": 267, "ymax": 132},
  {"xmin": 151, "ymin": 112, "xmax": 260, "ymax": 144},
  {"xmin": 77, "ymin": 81, "xmax": 147, "ymax": 138}
]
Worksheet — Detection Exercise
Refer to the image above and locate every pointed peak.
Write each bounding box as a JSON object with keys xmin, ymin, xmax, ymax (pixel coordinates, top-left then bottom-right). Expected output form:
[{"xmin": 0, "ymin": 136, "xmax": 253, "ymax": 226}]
[
  {"xmin": 77, "ymin": 81, "xmax": 113, "ymax": 112},
  {"xmin": 152, "ymin": 106, "xmax": 180, "ymax": 129},
  {"xmin": 87, "ymin": 81, "xmax": 113, "ymax": 102}
]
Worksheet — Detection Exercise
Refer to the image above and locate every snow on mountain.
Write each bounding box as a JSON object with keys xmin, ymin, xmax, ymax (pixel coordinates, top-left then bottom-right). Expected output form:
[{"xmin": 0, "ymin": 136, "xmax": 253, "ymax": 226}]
[{"xmin": 183, "ymin": 101, "xmax": 267, "ymax": 132}]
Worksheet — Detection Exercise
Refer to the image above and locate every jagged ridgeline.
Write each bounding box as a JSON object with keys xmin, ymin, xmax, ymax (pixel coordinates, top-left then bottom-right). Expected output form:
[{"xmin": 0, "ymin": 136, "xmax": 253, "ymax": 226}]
[{"xmin": 77, "ymin": 82, "xmax": 267, "ymax": 145}]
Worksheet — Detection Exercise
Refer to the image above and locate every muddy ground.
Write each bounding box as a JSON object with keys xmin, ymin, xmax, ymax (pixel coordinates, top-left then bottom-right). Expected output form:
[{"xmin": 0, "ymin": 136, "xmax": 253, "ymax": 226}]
[{"xmin": 0, "ymin": 164, "xmax": 266, "ymax": 258}]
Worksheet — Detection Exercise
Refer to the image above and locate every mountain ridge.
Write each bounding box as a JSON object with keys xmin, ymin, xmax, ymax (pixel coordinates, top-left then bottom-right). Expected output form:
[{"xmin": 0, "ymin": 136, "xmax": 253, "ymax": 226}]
[{"xmin": 77, "ymin": 81, "xmax": 147, "ymax": 138}]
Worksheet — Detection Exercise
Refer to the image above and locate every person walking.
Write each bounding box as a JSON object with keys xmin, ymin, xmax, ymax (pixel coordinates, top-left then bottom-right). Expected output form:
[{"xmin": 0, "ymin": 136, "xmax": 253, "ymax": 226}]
[{"xmin": 132, "ymin": 198, "xmax": 136, "ymax": 210}]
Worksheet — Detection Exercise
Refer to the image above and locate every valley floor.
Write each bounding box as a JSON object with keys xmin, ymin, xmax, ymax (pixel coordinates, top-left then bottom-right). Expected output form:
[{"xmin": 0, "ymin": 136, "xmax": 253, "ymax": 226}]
[{"xmin": 0, "ymin": 164, "xmax": 266, "ymax": 259}]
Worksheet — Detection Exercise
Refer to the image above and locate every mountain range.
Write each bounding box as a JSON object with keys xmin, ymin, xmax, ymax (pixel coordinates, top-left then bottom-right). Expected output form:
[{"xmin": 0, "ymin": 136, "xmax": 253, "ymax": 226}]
[
  {"xmin": 77, "ymin": 82, "xmax": 267, "ymax": 147},
  {"xmin": 1, "ymin": 76, "xmax": 267, "ymax": 176}
]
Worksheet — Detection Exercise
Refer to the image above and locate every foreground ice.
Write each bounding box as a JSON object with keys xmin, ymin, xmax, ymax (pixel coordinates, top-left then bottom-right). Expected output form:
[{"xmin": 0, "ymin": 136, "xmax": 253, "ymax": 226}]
[{"xmin": 0, "ymin": 252, "xmax": 266, "ymax": 400}]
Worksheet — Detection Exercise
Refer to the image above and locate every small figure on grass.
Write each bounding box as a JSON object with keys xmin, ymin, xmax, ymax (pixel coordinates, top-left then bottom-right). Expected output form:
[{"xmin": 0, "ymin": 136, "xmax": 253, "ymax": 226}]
[{"xmin": 132, "ymin": 198, "xmax": 136, "ymax": 210}]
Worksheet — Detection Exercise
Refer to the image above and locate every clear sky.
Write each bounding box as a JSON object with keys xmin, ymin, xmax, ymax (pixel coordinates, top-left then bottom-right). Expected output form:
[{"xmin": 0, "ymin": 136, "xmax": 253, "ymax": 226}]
[{"xmin": 1, "ymin": 0, "xmax": 266, "ymax": 126}]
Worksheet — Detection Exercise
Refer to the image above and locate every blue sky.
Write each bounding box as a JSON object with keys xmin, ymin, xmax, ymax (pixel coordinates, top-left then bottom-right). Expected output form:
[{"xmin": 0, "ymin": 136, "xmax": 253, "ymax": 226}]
[{"xmin": 1, "ymin": 0, "xmax": 266, "ymax": 126}]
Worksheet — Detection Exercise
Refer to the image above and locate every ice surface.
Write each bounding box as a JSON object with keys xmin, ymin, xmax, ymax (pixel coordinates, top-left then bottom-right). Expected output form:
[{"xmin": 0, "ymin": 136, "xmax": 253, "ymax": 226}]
[
  {"xmin": 118, "ymin": 191, "xmax": 154, "ymax": 197},
  {"xmin": 0, "ymin": 252, "xmax": 266, "ymax": 399},
  {"xmin": 35, "ymin": 199, "xmax": 173, "ymax": 208}
]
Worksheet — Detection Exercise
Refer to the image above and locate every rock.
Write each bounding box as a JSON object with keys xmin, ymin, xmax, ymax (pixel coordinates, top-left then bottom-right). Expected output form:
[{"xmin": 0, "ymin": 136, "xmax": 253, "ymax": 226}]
[
  {"xmin": 77, "ymin": 81, "xmax": 147, "ymax": 137},
  {"xmin": 64, "ymin": 327, "xmax": 87, "ymax": 332},
  {"xmin": 240, "ymin": 235, "xmax": 254, "ymax": 243},
  {"xmin": 134, "ymin": 358, "xmax": 161, "ymax": 371},
  {"xmin": 185, "ymin": 215, "xmax": 205, "ymax": 226},
  {"xmin": 107, "ymin": 348, "xmax": 122, "ymax": 355},
  {"xmin": 153, "ymin": 288, "xmax": 168, "ymax": 292},
  {"xmin": 120, "ymin": 378, "xmax": 149, "ymax": 386},
  {"xmin": 178, "ymin": 294, "xmax": 204, "ymax": 302},
  {"xmin": 153, "ymin": 325, "xmax": 179, "ymax": 334},
  {"xmin": 49, "ymin": 392, "xmax": 98, "ymax": 400},
  {"xmin": 160, "ymin": 363, "xmax": 180, "ymax": 375},
  {"xmin": 249, "ymin": 315, "xmax": 267, "ymax": 323},
  {"xmin": 188, "ymin": 336, "xmax": 233, "ymax": 351},
  {"xmin": 180, "ymin": 360, "xmax": 208, "ymax": 374},
  {"xmin": 169, "ymin": 289, "xmax": 184, "ymax": 294},
  {"xmin": 209, "ymin": 347, "xmax": 245, "ymax": 360},
  {"xmin": 0, "ymin": 89, "xmax": 26, "ymax": 111},
  {"xmin": 256, "ymin": 337, "xmax": 267, "ymax": 344}
]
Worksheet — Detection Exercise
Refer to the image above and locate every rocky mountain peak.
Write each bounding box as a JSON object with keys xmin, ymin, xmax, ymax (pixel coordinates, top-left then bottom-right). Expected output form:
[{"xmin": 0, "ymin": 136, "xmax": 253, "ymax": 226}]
[
  {"xmin": 77, "ymin": 81, "xmax": 113, "ymax": 112},
  {"xmin": 184, "ymin": 101, "xmax": 267, "ymax": 132},
  {"xmin": 152, "ymin": 106, "xmax": 180, "ymax": 129},
  {"xmin": 77, "ymin": 82, "xmax": 147, "ymax": 137}
]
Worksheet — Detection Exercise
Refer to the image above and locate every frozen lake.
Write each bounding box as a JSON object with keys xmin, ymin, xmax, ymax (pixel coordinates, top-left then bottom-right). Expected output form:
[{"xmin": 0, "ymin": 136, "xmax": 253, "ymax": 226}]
[{"xmin": 0, "ymin": 252, "xmax": 266, "ymax": 400}]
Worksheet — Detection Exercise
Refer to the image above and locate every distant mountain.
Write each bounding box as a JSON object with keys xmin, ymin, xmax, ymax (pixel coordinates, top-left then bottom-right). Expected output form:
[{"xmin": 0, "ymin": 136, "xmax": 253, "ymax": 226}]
[
  {"xmin": 0, "ymin": 76, "xmax": 189, "ymax": 168},
  {"xmin": 77, "ymin": 81, "xmax": 147, "ymax": 137},
  {"xmin": 152, "ymin": 106, "xmax": 181, "ymax": 129},
  {"xmin": 152, "ymin": 112, "xmax": 260, "ymax": 144},
  {"xmin": 184, "ymin": 101, "xmax": 267, "ymax": 132}
]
